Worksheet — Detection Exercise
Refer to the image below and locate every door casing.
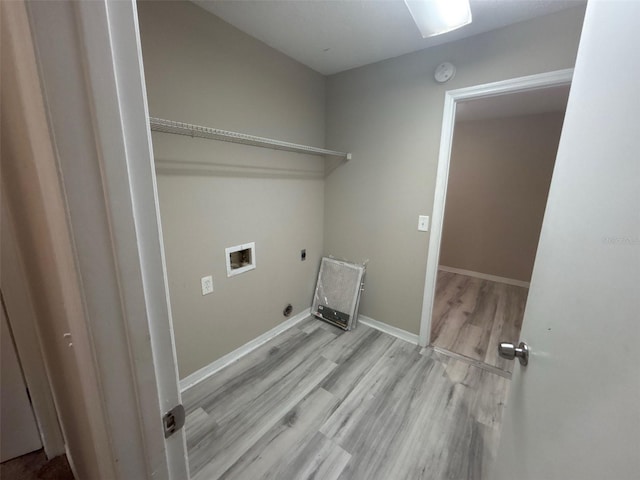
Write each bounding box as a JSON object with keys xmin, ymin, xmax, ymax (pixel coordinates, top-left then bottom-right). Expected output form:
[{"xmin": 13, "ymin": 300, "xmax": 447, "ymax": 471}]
[{"xmin": 23, "ymin": 0, "xmax": 189, "ymax": 478}]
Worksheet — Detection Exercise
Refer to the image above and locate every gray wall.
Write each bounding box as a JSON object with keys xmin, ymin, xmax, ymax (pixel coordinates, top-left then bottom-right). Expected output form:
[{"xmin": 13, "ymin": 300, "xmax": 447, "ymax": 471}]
[
  {"xmin": 138, "ymin": 1, "xmax": 326, "ymax": 378},
  {"xmin": 440, "ymin": 112, "xmax": 564, "ymax": 282},
  {"xmin": 324, "ymin": 7, "xmax": 585, "ymax": 335}
]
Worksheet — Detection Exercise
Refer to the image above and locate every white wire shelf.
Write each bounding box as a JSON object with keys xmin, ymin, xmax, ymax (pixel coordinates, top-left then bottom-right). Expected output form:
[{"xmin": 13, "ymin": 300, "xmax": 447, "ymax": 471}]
[{"xmin": 149, "ymin": 117, "xmax": 351, "ymax": 160}]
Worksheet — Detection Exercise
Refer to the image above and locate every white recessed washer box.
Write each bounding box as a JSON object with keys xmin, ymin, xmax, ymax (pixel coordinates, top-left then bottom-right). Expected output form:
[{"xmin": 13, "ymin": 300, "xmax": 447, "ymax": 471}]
[{"xmin": 225, "ymin": 242, "xmax": 256, "ymax": 277}]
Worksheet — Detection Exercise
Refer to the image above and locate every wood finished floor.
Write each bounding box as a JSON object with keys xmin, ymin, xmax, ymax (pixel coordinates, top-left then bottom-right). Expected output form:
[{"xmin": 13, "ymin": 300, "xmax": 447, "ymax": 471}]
[
  {"xmin": 183, "ymin": 318, "xmax": 510, "ymax": 480},
  {"xmin": 430, "ymin": 271, "xmax": 528, "ymax": 373}
]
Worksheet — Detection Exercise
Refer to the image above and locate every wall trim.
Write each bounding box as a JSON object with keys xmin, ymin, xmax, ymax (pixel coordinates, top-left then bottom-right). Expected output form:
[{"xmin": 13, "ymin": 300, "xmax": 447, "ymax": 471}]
[
  {"xmin": 358, "ymin": 315, "xmax": 420, "ymax": 345},
  {"xmin": 418, "ymin": 68, "xmax": 574, "ymax": 347},
  {"xmin": 180, "ymin": 308, "xmax": 311, "ymax": 392},
  {"xmin": 438, "ymin": 266, "xmax": 530, "ymax": 288}
]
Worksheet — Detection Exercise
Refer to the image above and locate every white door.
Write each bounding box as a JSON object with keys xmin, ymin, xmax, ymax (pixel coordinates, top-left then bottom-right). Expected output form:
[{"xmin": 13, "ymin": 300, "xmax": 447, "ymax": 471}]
[
  {"xmin": 493, "ymin": 1, "xmax": 640, "ymax": 478},
  {"xmin": 1, "ymin": 306, "xmax": 42, "ymax": 462}
]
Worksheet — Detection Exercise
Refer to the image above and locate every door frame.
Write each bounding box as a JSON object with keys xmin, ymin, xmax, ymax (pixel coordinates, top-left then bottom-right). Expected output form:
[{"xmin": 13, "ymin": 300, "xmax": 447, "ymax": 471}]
[
  {"xmin": 23, "ymin": 0, "xmax": 188, "ymax": 478},
  {"xmin": 418, "ymin": 69, "xmax": 574, "ymax": 347}
]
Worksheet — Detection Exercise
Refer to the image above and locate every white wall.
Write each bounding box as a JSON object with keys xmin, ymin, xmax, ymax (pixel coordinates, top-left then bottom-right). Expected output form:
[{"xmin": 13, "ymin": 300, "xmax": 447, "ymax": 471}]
[
  {"xmin": 325, "ymin": 7, "xmax": 585, "ymax": 334},
  {"xmin": 137, "ymin": 1, "xmax": 326, "ymax": 378},
  {"xmin": 440, "ymin": 112, "xmax": 564, "ymax": 282}
]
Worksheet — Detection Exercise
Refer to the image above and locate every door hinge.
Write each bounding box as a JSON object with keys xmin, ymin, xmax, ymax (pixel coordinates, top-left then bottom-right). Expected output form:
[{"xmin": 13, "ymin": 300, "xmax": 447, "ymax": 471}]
[{"xmin": 163, "ymin": 404, "xmax": 185, "ymax": 439}]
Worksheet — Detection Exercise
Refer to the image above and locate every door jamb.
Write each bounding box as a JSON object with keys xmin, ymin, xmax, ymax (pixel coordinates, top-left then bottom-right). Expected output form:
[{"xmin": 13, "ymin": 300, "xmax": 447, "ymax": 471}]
[
  {"xmin": 25, "ymin": 0, "xmax": 188, "ymax": 478},
  {"xmin": 418, "ymin": 69, "xmax": 574, "ymax": 347}
]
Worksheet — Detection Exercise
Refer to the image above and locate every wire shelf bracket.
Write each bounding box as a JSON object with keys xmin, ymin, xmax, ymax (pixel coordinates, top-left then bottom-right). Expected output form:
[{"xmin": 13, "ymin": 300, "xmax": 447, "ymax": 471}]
[{"xmin": 149, "ymin": 117, "xmax": 351, "ymax": 160}]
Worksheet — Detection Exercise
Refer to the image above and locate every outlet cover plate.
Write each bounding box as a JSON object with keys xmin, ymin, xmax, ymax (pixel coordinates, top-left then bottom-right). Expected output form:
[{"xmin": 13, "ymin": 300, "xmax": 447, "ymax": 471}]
[
  {"xmin": 418, "ymin": 215, "xmax": 430, "ymax": 232},
  {"xmin": 201, "ymin": 275, "xmax": 213, "ymax": 295}
]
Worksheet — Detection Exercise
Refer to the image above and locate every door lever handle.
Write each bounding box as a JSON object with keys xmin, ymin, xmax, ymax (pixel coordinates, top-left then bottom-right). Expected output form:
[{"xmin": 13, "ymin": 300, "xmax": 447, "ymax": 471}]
[{"xmin": 498, "ymin": 341, "xmax": 529, "ymax": 366}]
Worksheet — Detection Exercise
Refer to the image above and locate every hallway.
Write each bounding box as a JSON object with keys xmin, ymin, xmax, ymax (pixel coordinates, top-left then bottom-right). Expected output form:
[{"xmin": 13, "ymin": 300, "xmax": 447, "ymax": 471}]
[{"xmin": 430, "ymin": 271, "xmax": 528, "ymax": 373}]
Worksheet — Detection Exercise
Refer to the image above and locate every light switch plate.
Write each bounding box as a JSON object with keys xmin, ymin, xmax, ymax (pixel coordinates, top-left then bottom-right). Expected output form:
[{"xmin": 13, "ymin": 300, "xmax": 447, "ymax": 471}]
[
  {"xmin": 418, "ymin": 215, "xmax": 430, "ymax": 232},
  {"xmin": 201, "ymin": 275, "xmax": 213, "ymax": 295}
]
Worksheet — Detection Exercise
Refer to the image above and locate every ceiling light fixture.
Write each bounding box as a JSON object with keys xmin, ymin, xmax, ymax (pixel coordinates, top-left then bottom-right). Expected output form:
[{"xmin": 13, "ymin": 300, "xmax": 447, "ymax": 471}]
[{"xmin": 404, "ymin": 0, "xmax": 473, "ymax": 38}]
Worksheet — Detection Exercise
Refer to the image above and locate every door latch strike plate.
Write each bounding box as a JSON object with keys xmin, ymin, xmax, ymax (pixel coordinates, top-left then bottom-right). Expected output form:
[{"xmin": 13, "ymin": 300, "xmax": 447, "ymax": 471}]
[{"xmin": 163, "ymin": 404, "xmax": 185, "ymax": 438}]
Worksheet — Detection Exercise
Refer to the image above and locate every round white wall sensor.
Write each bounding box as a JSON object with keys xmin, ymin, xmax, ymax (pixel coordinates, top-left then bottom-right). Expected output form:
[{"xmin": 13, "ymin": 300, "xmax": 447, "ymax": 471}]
[{"xmin": 434, "ymin": 62, "xmax": 456, "ymax": 83}]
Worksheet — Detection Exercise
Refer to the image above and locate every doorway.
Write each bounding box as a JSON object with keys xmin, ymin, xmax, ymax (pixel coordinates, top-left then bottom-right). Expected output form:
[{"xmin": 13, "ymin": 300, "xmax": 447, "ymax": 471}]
[{"xmin": 419, "ymin": 71, "xmax": 573, "ymax": 371}]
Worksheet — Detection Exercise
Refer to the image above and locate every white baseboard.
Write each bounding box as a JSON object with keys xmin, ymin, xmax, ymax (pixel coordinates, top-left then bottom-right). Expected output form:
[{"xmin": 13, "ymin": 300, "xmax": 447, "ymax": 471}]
[
  {"xmin": 438, "ymin": 265, "xmax": 530, "ymax": 288},
  {"xmin": 358, "ymin": 315, "xmax": 420, "ymax": 345},
  {"xmin": 179, "ymin": 308, "xmax": 311, "ymax": 392}
]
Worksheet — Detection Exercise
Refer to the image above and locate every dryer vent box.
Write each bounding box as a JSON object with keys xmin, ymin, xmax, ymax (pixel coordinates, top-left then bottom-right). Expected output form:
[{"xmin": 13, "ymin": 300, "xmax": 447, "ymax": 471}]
[{"xmin": 311, "ymin": 257, "xmax": 365, "ymax": 331}]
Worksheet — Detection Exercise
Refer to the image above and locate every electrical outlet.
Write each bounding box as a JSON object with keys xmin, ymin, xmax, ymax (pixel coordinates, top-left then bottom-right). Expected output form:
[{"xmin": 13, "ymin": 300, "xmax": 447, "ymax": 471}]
[{"xmin": 201, "ymin": 275, "xmax": 213, "ymax": 295}]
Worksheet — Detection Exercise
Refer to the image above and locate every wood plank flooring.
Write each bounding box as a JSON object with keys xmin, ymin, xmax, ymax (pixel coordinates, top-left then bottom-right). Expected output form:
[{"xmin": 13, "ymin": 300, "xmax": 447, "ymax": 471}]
[
  {"xmin": 430, "ymin": 271, "xmax": 528, "ymax": 373},
  {"xmin": 183, "ymin": 318, "xmax": 510, "ymax": 480}
]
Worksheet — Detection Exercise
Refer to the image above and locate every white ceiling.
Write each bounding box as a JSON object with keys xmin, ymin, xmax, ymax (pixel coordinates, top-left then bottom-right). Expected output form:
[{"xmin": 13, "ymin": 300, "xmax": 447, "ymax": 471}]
[
  {"xmin": 194, "ymin": 0, "xmax": 585, "ymax": 75},
  {"xmin": 456, "ymin": 84, "xmax": 570, "ymax": 121}
]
